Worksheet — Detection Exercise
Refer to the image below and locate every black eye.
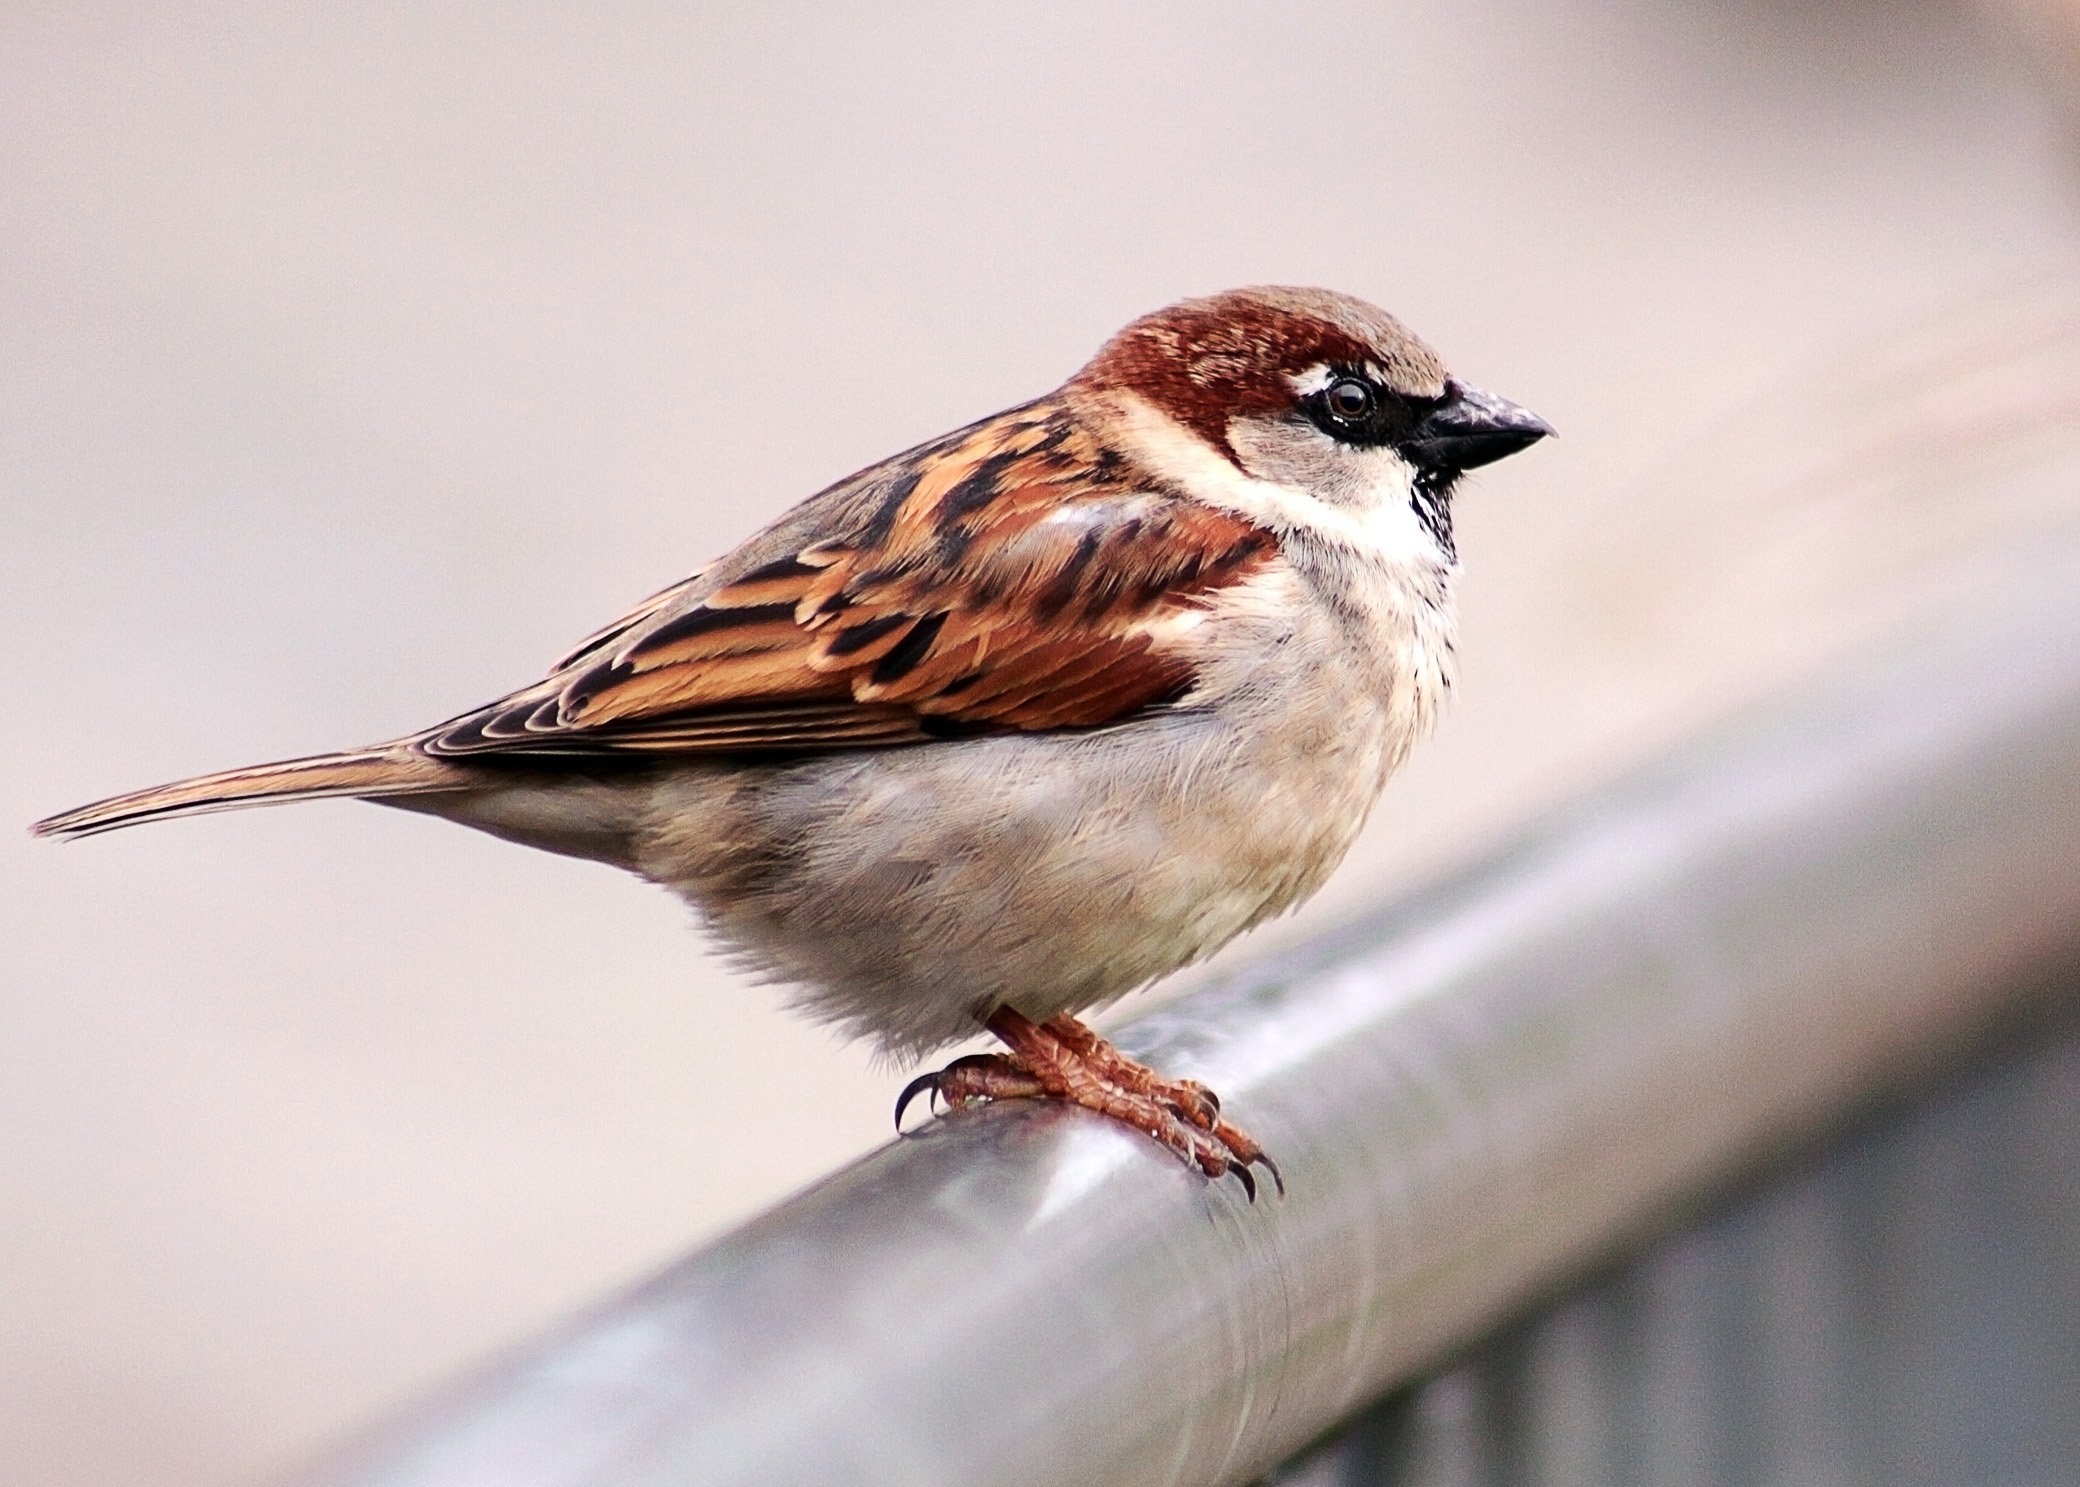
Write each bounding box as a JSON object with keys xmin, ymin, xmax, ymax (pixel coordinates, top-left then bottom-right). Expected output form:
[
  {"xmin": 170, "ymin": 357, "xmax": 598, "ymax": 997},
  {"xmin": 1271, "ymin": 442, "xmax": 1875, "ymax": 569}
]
[{"xmin": 1325, "ymin": 378, "xmax": 1376, "ymax": 421}]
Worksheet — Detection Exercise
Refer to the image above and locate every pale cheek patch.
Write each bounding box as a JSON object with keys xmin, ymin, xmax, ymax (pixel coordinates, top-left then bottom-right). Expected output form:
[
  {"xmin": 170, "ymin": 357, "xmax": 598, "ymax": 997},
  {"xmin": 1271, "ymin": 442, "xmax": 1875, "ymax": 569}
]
[
  {"xmin": 1234, "ymin": 424, "xmax": 1449, "ymax": 571},
  {"xmin": 1099, "ymin": 390, "xmax": 1452, "ymax": 572}
]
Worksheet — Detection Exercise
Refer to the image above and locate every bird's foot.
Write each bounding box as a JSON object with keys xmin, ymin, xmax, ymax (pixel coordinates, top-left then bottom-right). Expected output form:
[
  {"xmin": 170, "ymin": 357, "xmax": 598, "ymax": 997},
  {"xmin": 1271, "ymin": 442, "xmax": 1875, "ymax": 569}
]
[{"xmin": 894, "ymin": 1008, "xmax": 1282, "ymax": 1200}]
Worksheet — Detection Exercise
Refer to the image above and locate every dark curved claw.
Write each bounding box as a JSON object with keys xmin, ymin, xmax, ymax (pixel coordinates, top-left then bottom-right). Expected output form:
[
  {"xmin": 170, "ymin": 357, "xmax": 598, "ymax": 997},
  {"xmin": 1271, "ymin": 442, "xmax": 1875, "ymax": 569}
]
[
  {"xmin": 1229, "ymin": 1161, "xmax": 1258, "ymax": 1204},
  {"xmin": 892, "ymin": 1072, "xmax": 941, "ymax": 1132},
  {"xmin": 1253, "ymin": 1151, "xmax": 1286, "ymax": 1199}
]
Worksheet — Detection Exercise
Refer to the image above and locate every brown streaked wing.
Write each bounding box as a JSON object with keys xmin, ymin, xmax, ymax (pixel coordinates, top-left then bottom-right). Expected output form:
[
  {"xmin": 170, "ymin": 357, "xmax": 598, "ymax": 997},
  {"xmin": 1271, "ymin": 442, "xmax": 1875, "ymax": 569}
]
[{"xmin": 419, "ymin": 401, "xmax": 1274, "ymax": 759}]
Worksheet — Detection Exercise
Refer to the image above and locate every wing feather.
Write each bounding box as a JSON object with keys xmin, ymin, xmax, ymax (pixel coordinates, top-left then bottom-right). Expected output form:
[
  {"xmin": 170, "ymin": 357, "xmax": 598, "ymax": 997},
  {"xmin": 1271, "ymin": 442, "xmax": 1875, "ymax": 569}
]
[{"xmin": 420, "ymin": 397, "xmax": 1274, "ymax": 760}]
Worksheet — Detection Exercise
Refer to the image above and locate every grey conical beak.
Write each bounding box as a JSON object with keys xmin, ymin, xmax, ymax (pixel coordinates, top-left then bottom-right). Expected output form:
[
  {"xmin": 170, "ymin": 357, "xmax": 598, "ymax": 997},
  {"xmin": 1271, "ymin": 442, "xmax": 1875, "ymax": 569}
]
[{"xmin": 1405, "ymin": 380, "xmax": 1553, "ymax": 473}]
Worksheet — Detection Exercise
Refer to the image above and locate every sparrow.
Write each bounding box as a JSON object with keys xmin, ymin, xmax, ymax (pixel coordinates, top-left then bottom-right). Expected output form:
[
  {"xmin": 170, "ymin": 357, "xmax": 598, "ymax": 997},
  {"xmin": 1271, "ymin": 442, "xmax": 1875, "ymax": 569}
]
[{"xmin": 35, "ymin": 287, "xmax": 1549, "ymax": 1198}]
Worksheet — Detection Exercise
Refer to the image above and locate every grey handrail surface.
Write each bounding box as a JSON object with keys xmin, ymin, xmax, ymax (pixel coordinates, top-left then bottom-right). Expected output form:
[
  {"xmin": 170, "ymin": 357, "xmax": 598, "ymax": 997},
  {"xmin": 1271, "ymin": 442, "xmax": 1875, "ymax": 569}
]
[{"xmin": 286, "ymin": 546, "xmax": 2080, "ymax": 1487}]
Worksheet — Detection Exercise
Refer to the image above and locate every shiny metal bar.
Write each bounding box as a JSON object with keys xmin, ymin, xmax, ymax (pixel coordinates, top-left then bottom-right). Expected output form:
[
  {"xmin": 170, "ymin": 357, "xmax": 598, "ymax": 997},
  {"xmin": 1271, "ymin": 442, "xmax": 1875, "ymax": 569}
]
[
  {"xmin": 1272, "ymin": 990, "xmax": 2080, "ymax": 1487},
  {"xmin": 287, "ymin": 550, "xmax": 2080, "ymax": 1487}
]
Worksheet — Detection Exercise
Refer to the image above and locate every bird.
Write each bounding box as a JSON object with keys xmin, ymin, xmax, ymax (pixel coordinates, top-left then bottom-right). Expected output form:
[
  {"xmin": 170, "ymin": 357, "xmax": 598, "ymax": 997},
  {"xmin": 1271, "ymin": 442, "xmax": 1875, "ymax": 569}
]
[{"xmin": 34, "ymin": 286, "xmax": 1549, "ymax": 1198}]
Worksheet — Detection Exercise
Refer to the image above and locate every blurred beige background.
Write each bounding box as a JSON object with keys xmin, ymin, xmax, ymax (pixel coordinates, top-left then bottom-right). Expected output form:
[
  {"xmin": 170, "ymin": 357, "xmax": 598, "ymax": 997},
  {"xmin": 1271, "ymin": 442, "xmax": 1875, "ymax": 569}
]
[{"xmin": 4, "ymin": 4, "xmax": 2078, "ymax": 1485}]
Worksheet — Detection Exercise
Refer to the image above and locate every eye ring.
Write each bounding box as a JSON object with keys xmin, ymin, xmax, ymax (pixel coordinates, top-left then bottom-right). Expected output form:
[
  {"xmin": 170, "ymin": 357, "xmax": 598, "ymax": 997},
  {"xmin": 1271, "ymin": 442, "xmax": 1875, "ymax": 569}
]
[{"xmin": 1324, "ymin": 377, "xmax": 1376, "ymax": 421}]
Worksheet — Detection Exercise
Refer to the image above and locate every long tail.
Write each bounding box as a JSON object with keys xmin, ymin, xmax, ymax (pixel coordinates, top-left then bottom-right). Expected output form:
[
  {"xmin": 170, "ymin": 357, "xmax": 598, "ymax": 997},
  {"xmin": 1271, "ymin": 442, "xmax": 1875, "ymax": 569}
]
[{"xmin": 31, "ymin": 746, "xmax": 474, "ymax": 840}]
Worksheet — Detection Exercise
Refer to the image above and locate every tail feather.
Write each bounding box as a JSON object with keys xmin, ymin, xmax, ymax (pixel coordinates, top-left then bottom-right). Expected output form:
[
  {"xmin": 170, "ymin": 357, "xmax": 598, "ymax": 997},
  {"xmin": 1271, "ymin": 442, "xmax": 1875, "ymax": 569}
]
[{"xmin": 31, "ymin": 747, "xmax": 473, "ymax": 840}]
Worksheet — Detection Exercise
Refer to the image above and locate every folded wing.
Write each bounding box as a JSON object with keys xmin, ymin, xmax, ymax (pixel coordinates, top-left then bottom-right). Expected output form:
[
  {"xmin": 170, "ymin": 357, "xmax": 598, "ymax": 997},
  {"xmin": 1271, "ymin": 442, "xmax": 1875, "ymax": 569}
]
[{"xmin": 421, "ymin": 400, "xmax": 1276, "ymax": 759}]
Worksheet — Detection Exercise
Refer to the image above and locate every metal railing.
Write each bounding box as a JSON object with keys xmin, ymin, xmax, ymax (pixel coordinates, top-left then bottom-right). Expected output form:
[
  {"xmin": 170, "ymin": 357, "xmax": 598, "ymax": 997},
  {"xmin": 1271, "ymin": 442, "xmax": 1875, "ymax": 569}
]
[
  {"xmin": 284, "ymin": 542, "xmax": 2080, "ymax": 1487},
  {"xmin": 1272, "ymin": 980, "xmax": 2080, "ymax": 1486}
]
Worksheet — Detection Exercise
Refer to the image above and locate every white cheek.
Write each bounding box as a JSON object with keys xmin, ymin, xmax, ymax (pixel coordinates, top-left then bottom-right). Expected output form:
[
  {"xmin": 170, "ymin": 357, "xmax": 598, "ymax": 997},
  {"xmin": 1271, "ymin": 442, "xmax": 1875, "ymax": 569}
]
[
  {"xmin": 1101, "ymin": 390, "xmax": 1451, "ymax": 569},
  {"xmin": 1226, "ymin": 429, "xmax": 1447, "ymax": 571},
  {"xmin": 1301, "ymin": 445, "xmax": 1443, "ymax": 564}
]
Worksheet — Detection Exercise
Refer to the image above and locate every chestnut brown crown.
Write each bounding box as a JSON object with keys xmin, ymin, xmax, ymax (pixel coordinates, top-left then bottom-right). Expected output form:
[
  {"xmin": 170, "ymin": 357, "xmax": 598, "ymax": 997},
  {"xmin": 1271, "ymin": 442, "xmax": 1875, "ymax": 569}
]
[{"xmin": 1073, "ymin": 286, "xmax": 1454, "ymax": 461}]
